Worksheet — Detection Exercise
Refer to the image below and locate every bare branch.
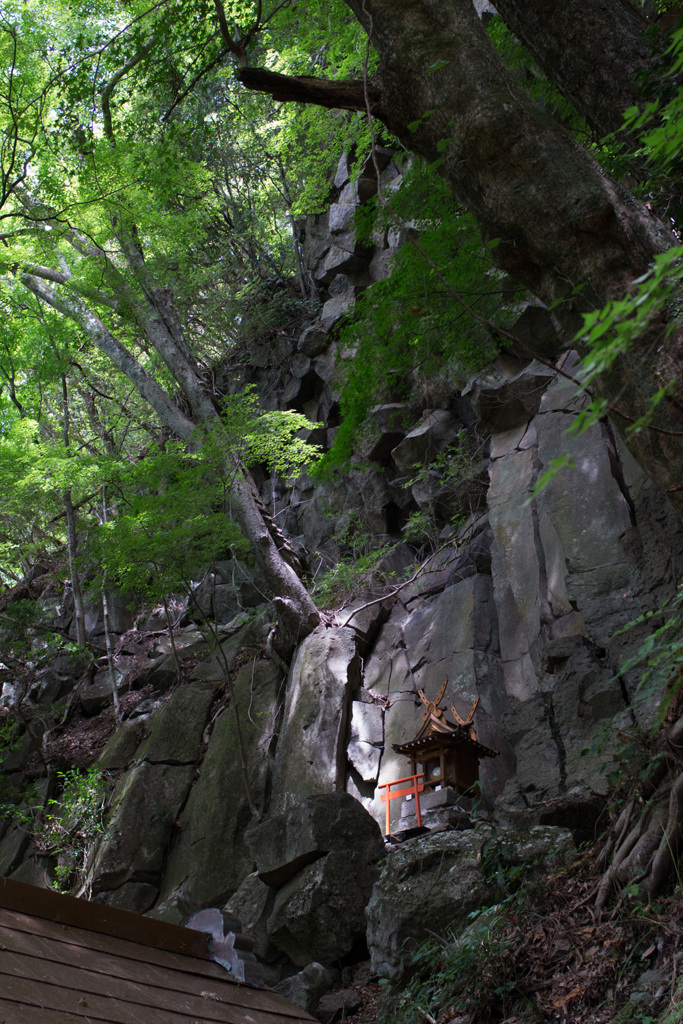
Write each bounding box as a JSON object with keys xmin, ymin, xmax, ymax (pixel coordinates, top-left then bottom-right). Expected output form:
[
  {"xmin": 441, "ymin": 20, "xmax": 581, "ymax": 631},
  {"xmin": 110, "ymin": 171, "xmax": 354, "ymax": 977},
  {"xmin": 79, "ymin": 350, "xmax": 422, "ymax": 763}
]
[
  {"xmin": 236, "ymin": 66, "xmax": 382, "ymax": 112},
  {"xmin": 212, "ymin": 0, "xmax": 248, "ymax": 65},
  {"xmin": 163, "ymin": 46, "xmax": 230, "ymax": 121}
]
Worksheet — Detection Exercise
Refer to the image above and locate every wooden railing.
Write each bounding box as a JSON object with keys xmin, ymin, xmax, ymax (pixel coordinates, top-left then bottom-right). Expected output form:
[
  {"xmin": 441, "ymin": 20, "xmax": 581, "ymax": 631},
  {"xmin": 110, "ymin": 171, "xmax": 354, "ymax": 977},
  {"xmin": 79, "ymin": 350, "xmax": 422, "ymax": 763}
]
[{"xmin": 377, "ymin": 773, "xmax": 425, "ymax": 835}]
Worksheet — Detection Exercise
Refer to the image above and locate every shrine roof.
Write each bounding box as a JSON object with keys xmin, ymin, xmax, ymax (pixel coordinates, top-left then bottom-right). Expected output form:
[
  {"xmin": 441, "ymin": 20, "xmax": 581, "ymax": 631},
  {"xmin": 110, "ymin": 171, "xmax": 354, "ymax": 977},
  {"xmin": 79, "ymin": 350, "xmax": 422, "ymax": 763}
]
[{"xmin": 393, "ymin": 710, "xmax": 498, "ymax": 759}]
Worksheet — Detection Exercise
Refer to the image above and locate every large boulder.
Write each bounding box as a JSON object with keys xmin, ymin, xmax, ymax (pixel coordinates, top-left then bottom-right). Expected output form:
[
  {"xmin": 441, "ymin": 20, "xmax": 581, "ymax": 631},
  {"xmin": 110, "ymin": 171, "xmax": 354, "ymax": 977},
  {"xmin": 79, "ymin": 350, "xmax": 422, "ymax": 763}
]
[
  {"xmin": 267, "ymin": 848, "xmax": 380, "ymax": 966},
  {"xmin": 223, "ymin": 872, "xmax": 276, "ymax": 963},
  {"xmin": 90, "ymin": 762, "xmax": 195, "ymax": 893},
  {"xmin": 152, "ymin": 658, "xmax": 282, "ymax": 918},
  {"xmin": 245, "ymin": 791, "xmax": 385, "ymax": 887},
  {"xmin": 79, "ymin": 660, "xmax": 134, "ymax": 715},
  {"xmin": 136, "ymin": 683, "xmax": 215, "ymax": 765},
  {"xmin": 274, "ymin": 963, "xmax": 335, "ymax": 1015},
  {"xmin": 471, "ymin": 361, "xmax": 556, "ymax": 433},
  {"xmin": 390, "ymin": 409, "xmax": 458, "ymax": 475},
  {"xmin": 367, "ymin": 824, "xmax": 574, "ymax": 980},
  {"xmin": 269, "ymin": 627, "xmax": 361, "ymax": 813},
  {"xmin": 244, "ymin": 793, "xmax": 384, "ymax": 967},
  {"xmin": 97, "ymin": 717, "xmax": 150, "ymax": 771}
]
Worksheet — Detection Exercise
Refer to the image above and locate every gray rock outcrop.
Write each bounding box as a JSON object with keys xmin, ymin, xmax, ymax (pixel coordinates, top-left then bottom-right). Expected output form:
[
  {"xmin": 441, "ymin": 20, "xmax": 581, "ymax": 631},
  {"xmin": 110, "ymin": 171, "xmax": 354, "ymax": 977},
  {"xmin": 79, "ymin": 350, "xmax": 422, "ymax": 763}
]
[
  {"xmin": 269, "ymin": 627, "xmax": 361, "ymax": 813},
  {"xmin": 367, "ymin": 824, "xmax": 574, "ymax": 980},
  {"xmin": 152, "ymin": 658, "xmax": 283, "ymax": 919},
  {"xmin": 267, "ymin": 847, "xmax": 378, "ymax": 966},
  {"xmin": 243, "ymin": 793, "xmax": 385, "ymax": 966},
  {"xmin": 245, "ymin": 791, "xmax": 384, "ymax": 887}
]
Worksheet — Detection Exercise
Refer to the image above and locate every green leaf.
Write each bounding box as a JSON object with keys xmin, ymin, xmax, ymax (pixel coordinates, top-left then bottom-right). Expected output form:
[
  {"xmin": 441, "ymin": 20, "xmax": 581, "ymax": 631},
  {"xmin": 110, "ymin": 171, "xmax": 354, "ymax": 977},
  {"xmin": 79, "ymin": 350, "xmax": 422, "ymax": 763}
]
[{"xmin": 523, "ymin": 457, "xmax": 575, "ymax": 505}]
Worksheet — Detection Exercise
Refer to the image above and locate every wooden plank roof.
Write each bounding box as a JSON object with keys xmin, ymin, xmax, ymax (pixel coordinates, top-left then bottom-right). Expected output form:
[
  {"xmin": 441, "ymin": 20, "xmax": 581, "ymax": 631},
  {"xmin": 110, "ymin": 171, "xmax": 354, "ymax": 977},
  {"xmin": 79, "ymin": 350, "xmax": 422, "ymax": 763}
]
[
  {"xmin": 0, "ymin": 878, "xmax": 316, "ymax": 1024},
  {"xmin": 393, "ymin": 710, "xmax": 499, "ymax": 759}
]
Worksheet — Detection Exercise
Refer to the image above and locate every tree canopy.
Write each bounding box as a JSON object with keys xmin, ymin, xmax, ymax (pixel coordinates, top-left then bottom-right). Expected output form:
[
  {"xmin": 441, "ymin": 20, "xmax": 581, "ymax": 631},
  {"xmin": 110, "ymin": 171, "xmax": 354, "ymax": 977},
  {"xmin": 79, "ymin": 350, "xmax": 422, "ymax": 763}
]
[{"xmin": 0, "ymin": 0, "xmax": 682, "ymax": 640}]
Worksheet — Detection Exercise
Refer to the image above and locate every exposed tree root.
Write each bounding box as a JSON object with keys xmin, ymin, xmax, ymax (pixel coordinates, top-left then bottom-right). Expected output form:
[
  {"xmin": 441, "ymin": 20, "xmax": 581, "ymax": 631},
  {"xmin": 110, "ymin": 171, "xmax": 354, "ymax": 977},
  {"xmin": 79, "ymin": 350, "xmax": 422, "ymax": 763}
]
[{"xmin": 596, "ymin": 716, "xmax": 683, "ymax": 909}]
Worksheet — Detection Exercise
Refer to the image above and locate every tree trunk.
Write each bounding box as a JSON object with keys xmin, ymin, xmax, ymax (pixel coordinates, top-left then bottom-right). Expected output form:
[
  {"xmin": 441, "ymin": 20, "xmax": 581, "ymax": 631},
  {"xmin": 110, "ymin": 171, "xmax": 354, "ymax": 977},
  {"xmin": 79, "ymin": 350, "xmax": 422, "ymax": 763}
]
[
  {"xmin": 61, "ymin": 375, "xmax": 87, "ymax": 647},
  {"xmin": 595, "ymin": 716, "xmax": 683, "ymax": 906},
  {"xmin": 101, "ymin": 587, "xmax": 123, "ymax": 728},
  {"xmin": 22, "ymin": 276, "xmax": 321, "ymax": 647},
  {"xmin": 64, "ymin": 490, "xmax": 87, "ymax": 648},
  {"xmin": 492, "ymin": 0, "xmax": 656, "ymax": 140},
  {"xmin": 248, "ymin": 0, "xmax": 683, "ymax": 511}
]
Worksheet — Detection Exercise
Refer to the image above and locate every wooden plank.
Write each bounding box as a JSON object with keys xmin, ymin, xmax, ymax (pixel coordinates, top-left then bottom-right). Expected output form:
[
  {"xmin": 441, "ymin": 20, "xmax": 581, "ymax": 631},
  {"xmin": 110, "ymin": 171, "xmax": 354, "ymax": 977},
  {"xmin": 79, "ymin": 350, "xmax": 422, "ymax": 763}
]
[
  {"xmin": 1, "ymin": 906, "xmax": 229, "ymax": 980},
  {"xmin": 0, "ymin": 995, "xmax": 113, "ymax": 1024},
  {"xmin": 0, "ymin": 952, "xmax": 236, "ymax": 1024},
  {"xmin": 0, "ymin": 926, "xmax": 216, "ymax": 995},
  {"xmin": 0, "ymin": 922, "xmax": 313, "ymax": 1021},
  {"xmin": 0, "ymin": 909, "xmax": 311, "ymax": 1019},
  {"xmin": 0, "ymin": 975, "xmax": 222, "ymax": 1024},
  {"xmin": 0, "ymin": 973, "xmax": 299, "ymax": 1024},
  {"xmin": 0, "ymin": 878, "xmax": 209, "ymax": 960}
]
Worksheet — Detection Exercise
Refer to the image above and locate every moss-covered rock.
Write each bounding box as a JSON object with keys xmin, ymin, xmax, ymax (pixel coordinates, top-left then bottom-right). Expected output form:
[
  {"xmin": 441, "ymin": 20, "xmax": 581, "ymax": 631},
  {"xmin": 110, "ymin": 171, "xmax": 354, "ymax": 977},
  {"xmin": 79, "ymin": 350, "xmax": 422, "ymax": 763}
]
[
  {"xmin": 367, "ymin": 824, "xmax": 574, "ymax": 981},
  {"xmin": 153, "ymin": 658, "xmax": 282, "ymax": 916}
]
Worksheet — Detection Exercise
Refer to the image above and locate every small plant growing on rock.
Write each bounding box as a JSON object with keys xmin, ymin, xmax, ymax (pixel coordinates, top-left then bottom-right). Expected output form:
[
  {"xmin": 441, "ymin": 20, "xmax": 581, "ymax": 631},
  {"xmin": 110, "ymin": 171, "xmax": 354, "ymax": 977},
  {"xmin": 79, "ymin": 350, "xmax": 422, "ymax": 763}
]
[
  {"xmin": 400, "ymin": 431, "xmax": 487, "ymax": 553},
  {"xmin": 312, "ymin": 508, "xmax": 399, "ymax": 609},
  {"xmin": 33, "ymin": 767, "xmax": 108, "ymax": 894},
  {"xmin": 313, "ymin": 543, "xmax": 397, "ymax": 609}
]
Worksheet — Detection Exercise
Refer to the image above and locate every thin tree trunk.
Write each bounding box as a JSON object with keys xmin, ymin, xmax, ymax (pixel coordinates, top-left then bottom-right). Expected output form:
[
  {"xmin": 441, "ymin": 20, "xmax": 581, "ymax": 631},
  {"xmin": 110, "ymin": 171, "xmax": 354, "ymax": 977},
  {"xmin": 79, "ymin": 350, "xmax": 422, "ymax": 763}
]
[
  {"xmin": 101, "ymin": 586, "xmax": 122, "ymax": 729},
  {"xmin": 100, "ymin": 486, "xmax": 122, "ymax": 729},
  {"xmin": 61, "ymin": 375, "xmax": 87, "ymax": 647},
  {"xmin": 277, "ymin": 158, "xmax": 309, "ymax": 298},
  {"xmin": 64, "ymin": 491, "xmax": 87, "ymax": 648},
  {"xmin": 162, "ymin": 594, "xmax": 182, "ymax": 681}
]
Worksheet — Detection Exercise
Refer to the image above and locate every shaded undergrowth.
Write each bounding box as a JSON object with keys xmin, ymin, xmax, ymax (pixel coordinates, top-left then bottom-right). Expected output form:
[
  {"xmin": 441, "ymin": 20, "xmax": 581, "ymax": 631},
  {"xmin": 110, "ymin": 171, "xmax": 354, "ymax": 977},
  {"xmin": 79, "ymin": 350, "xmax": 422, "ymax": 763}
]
[{"xmin": 373, "ymin": 851, "xmax": 683, "ymax": 1024}]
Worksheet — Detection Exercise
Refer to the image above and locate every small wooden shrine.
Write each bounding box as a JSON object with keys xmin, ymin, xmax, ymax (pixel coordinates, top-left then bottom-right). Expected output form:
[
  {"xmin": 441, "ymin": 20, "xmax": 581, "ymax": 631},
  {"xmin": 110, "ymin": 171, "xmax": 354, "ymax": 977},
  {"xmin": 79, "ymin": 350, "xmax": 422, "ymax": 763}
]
[{"xmin": 393, "ymin": 681, "xmax": 498, "ymax": 795}]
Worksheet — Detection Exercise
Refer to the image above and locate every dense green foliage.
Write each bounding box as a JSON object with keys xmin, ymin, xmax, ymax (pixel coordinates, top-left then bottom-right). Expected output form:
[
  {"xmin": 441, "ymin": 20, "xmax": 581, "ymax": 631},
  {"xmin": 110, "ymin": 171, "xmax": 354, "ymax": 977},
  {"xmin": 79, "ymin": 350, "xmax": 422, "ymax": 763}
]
[
  {"xmin": 0, "ymin": 0, "xmax": 680, "ymax": 594},
  {"xmin": 314, "ymin": 161, "xmax": 505, "ymax": 474},
  {"xmin": 0, "ymin": 0, "xmax": 344, "ymax": 584}
]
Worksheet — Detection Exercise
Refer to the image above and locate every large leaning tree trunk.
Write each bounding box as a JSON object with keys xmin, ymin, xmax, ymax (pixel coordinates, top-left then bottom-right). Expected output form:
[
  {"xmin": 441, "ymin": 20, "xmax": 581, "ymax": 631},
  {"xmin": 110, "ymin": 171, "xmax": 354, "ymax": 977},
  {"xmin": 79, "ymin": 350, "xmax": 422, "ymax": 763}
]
[
  {"xmin": 238, "ymin": 0, "xmax": 683, "ymax": 515},
  {"xmin": 491, "ymin": 0, "xmax": 658, "ymax": 140}
]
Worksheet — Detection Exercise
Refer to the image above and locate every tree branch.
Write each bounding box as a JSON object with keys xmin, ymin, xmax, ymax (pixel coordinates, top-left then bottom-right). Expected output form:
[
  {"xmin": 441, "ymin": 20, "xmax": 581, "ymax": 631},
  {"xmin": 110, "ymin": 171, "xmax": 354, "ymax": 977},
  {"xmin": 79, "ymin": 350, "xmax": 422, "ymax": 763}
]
[
  {"xmin": 163, "ymin": 46, "xmax": 230, "ymax": 121},
  {"xmin": 101, "ymin": 37, "xmax": 157, "ymax": 142},
  {"xmin": 236, "ymin": 67, "xmax": 382, "ymax": 113},
  {"xmin": 20, "ymin": 275, "xmax": 197, "ymax": 443},
  {"xmin": 212, "ymin": 0, "xmax": 248, "ymax": 66}
]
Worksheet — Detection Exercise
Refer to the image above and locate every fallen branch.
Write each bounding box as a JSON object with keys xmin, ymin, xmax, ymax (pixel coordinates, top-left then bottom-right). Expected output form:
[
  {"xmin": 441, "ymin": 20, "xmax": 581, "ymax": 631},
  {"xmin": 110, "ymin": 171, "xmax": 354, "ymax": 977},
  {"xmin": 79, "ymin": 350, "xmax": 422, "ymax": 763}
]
[{"xmin": 338, "ymin": 512, "xmax": 488, "ymax": 628}]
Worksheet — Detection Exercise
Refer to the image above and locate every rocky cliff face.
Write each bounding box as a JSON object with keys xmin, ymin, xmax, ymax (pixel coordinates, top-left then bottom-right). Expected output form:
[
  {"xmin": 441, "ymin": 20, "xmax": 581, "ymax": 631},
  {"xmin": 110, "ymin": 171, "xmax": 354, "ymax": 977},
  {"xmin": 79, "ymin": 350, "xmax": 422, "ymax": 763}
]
[{"xmin": 1, "ymin": 149, "xmax": 682, "ymax": 986}]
